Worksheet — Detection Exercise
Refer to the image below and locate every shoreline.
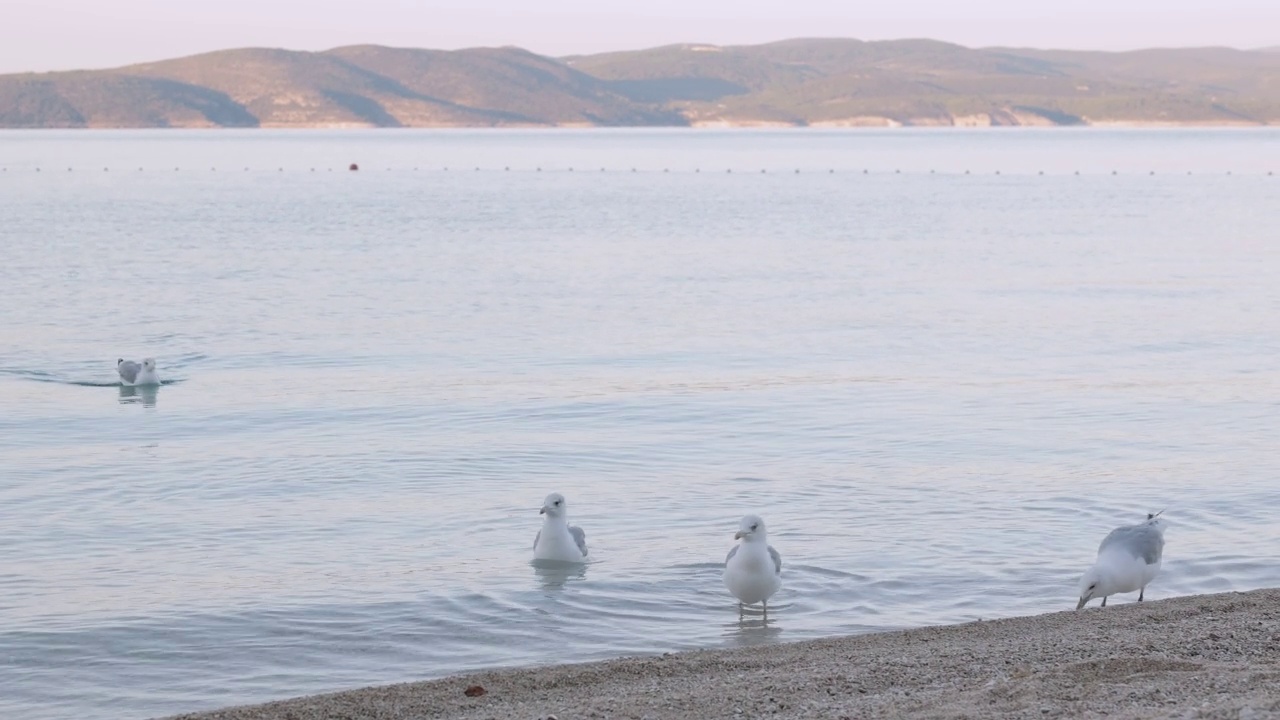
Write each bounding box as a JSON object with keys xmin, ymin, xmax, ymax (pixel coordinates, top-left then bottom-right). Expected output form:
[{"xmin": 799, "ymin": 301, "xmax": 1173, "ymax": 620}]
[
  {"xmin": 171, "ymin": 588, "xmax": 1280, "ymax": 720},
  {"xmin": 2, "ymin": 122, "xmax": 1278, "ymax": 132}
]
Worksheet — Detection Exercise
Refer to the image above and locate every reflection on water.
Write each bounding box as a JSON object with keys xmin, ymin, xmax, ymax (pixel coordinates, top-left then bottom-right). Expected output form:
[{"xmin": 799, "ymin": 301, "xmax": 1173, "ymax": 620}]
[
  {"xmin": 724, "ymin": 617, "xmax": 785, "ymax": 647},
  {"xmin": 117, "ymin": 384, "xmax": 159, "ymax": 407},
  {"xmin": 532, "ymin": 561, "xmax": 588, "ymax": 590}
]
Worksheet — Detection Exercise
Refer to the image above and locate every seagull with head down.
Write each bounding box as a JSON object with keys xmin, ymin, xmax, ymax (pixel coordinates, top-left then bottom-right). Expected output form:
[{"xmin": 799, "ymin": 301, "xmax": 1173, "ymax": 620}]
[{"xmin": 1077, "ymin": 511, "xmax": 1168, "ymax": 610}]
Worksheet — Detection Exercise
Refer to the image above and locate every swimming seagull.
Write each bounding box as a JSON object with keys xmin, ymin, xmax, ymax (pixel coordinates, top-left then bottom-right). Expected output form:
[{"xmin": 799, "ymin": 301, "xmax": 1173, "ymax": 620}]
[
  {"xmin": 117, "ymin": 358, "xmax": 160, "ymax": 387},
  {"xmin": 723, "ymin": 514, "xmax": 783, "ymax": 616},
  {"xmin": 1076, "ymin": 511, "xmax": 1167, "ymax": 610},
  {"xmin": 533, "ymin": 493, "xmax": 588, "ymax": 563}
]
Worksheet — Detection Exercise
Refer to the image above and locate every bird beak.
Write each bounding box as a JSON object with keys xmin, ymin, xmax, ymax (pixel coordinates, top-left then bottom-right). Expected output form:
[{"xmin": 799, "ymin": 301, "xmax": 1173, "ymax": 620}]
[
  {"xmin": 734, "ymin": 531, "xmax": 745, "ymax": 540},
  {"xmin": 539, "ymin": 507, "xmax": 546, "ymax": 515},
  {"xmin": 1076, "ymin": 594, "xmax": 1090, "ymax": 611}
]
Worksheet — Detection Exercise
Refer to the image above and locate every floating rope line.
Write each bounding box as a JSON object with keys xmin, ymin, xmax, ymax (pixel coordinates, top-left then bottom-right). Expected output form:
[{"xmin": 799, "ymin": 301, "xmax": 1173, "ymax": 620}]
[{"xmin": 6, "ymin": 166, "xmax": 1272, "ymax": 176}]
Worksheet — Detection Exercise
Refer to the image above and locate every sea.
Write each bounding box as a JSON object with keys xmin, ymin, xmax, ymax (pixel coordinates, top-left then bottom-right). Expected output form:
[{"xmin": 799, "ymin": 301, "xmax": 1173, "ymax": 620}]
[{"xmin": 1, "ymin": 128, "xmax": 1277, "ymax": 720}]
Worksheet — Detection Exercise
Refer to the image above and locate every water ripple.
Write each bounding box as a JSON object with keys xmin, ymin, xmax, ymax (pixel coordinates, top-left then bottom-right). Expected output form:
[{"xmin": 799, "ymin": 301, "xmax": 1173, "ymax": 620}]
[{"xmin": 1, "ymin": 129, "xmax": 1278, "ymax": 720}]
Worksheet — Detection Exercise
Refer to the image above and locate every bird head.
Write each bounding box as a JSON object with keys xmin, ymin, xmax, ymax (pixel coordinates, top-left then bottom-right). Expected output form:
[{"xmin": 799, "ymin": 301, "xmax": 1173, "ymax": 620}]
[
  {"xmin": 734, "ymin": 514, "xmax": 767, "ymax": 542},
  {"xmin": 540, "ymin": 493, "xmax": 567, "ymax": 518},
  {"xmin": 1076, "ymin": 566, "xmax": 1102, "ymax": 610}
]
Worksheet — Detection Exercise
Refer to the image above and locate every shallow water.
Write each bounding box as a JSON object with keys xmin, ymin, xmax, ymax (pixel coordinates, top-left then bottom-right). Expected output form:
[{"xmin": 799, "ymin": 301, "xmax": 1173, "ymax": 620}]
[{"xmin": 1, "ymin": 128, "xmax": 1278, "ymax": 720}]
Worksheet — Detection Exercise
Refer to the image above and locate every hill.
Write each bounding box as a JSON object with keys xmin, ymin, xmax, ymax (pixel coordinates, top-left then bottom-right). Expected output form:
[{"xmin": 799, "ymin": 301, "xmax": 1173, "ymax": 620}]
[
  {"xmin": 2, "ymin": 39, "xmax": 1278, "ymax": 128},
  {"xmin": 569, "ymin": 39, "xmax": 1280, "ymax": 127},
  {"xmin": 0, "ymin": 46, "xmax": 679, "ymax": 128}
]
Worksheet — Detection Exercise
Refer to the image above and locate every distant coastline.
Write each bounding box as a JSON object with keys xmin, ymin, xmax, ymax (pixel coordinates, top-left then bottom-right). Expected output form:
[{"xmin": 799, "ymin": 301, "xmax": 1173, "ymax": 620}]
[
  {"xmin": 3, "ymin": 120, "xmax": 1276, "ymax": 131},
  {"xmin": 2, "ymin": 39, "xmax": 1278, "ymax": 130},
  {"xmin": 4, "ymin": 117, "xmax": 1275, "ymax": 130}
]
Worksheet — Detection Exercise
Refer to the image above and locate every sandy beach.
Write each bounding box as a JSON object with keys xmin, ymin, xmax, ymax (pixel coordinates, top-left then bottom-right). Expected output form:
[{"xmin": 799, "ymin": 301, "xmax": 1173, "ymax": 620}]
[{"xmin": 171, "ymin": 588, "xmax": 1280, "ymax": 720}]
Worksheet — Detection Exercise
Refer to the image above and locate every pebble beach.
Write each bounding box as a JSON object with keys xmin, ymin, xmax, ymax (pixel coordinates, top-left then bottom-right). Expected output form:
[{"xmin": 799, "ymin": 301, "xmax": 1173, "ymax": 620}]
[{"xmin": 169, "ymin": 588, "xmax": 1280, "ymax": 720}]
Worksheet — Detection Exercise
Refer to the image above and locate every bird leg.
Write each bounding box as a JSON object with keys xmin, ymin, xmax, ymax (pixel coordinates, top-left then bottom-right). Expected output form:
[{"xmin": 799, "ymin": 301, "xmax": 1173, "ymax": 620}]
[
  {"xmin": 738, "ymin": 602, "xmax": 744, "ymax": 619},
  {"xmin": 1139, "ymin": 588, "xmax": 1144, "ymax": 602},
  {"xmin": 1101, "ymin": 597, "xmax": 1107, "ymax": 608},
  {"xmin": 762, "ymin": 600, "xmax": 768, "ymax": 619}
]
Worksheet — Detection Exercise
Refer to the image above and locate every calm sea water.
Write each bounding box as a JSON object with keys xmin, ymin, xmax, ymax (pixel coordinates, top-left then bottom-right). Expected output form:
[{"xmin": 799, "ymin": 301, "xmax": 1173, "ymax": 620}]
[{"xmin": 1, "ymin": 129, "xmax": 1278, "ymax": 720}]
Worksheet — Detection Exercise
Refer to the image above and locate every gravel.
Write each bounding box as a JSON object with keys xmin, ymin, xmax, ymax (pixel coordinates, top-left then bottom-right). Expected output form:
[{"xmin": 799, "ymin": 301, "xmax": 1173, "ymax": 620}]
[{"xmin": 168, "ymin": 588, "xmax": 1280, "ymax": 720}]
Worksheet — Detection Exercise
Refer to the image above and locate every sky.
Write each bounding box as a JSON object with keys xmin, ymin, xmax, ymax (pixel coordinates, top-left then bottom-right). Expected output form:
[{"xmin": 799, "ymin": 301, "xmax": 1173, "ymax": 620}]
[{"xmin": 3, "ymin": 0, "xmax": 1277, "ymax": 74}]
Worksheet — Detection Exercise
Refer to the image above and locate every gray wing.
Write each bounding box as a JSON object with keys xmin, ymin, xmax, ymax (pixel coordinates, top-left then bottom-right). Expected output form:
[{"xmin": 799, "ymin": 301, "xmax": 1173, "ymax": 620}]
[
  {"xmin": 725, "ymin": 545, "xmax": 739, "ymax": 565},
  {"xmin": 1099, "ymin": 524, "xmax": 1164, "ymax": 565},
  {"xmin": 768, "ymin": 545, "xmax": 782, "ymax": 575},
  {"xmin": 569, "ymin": 526, "xmax": 587, "ymax": 557},
  {"xmin": 118, "ymin": 361, "xmax": 140, "ymax": 384},
  {"xmin": 533, "ymin": 530, "xmax": 540, "ymax": 550}
]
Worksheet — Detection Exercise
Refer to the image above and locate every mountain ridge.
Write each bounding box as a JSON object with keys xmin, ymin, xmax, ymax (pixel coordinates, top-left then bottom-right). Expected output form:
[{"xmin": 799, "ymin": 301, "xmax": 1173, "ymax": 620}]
[{"xmin": 2, "ymin": 39, "xmax": 1278, "ymax": 128}]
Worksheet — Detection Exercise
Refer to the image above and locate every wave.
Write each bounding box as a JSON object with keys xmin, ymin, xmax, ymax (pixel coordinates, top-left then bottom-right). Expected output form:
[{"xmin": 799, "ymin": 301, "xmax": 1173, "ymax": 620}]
[{"xmin": 0, "ymin": 369, "xmax": 183, "ymax": 387}]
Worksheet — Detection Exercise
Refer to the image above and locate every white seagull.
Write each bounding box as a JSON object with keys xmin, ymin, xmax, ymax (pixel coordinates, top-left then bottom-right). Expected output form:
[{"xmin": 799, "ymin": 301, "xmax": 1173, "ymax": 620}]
[
  {"xmin": 1077, "ymin": 511, "xmax": 1168, "ymax": 610},
  {"xmin": 117, "ymin": 358, "xmax": 160, "ymax": 387},
  {"xmin": 533, "ymin": 493, "xmax": 588, "ymax": 563},
  {"xmin": 723, "ymin": 514, "xmax": 783, "ymax": 616}
]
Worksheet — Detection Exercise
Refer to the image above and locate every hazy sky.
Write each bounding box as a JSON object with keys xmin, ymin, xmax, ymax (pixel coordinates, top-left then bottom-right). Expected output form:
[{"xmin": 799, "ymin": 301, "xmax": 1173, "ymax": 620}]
[{"xmin": 4, "ymin": 0, "xmax": 1277, "ymax": 73}]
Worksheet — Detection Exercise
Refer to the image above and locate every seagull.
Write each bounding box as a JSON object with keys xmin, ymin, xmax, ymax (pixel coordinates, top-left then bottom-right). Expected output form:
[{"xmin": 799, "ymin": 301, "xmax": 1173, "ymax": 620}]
[
  {"xmin": 723, "ymin": 514, "xmax": 783, "ymax": 616},
  {"xmin": 117, "ymin": 358, "xmax": 160, "ymax": 387},
  {"xmin": 1076, "ymin": 511, "xmax": 1167, "ymax": 610},
  {"xmin": 533, "ymin": 493, "xmax": 588, "ymax": 563}
]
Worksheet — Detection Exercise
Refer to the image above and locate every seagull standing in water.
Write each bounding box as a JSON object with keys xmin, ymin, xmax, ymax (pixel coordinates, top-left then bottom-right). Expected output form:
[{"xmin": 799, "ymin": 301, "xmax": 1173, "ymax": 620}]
[
  {"xmin": 723, "ymin": 514, "xmax": 783, "ymax": 617},
  {"xmin": 117, "ymin": 358, "xmax": 160, "ymax": 387},
  {"xmin": 1077, "ymin": 511, "xmax": 1168, "ymax": 610},
  {"xmin": 533, "ymin": 493, "xmax": 588, "ymax": 563}
]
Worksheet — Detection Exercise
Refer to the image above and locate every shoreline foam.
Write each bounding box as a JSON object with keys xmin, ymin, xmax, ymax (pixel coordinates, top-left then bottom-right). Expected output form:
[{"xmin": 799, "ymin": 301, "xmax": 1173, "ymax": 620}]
[{"xmin": 170, "ymin": 588, "xmax": 1280, "ymax": 719}]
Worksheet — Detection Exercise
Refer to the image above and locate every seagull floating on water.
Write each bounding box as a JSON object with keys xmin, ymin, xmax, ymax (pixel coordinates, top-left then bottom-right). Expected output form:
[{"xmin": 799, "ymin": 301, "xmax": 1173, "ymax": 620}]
[
  {"xmin": 533, "ymin": 493, "xmax": 588, "ymax": 563},
  {"xmin": 723, "ymin": 514, "xmax": 783, "ymax": 616},
  {"xmin": 1076, "ymin": 511, "xmax": 1167, "ymax": 610},
  {"xmin": 117, "ymin": 358, "xmax": 160, "ymax": 387}
]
